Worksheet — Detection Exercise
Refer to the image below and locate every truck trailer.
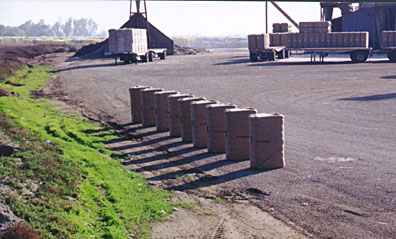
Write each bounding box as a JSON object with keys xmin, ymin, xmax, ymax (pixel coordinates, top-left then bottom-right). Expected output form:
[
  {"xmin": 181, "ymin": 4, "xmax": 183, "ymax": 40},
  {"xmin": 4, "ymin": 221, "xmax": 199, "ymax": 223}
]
[
  {"xmin": 248, "ymin": 22, "xmax": 396, "ymax": 63},
  {"xmin": 108, "ymin": 28, "xmax": 167, "ymax": 64}
]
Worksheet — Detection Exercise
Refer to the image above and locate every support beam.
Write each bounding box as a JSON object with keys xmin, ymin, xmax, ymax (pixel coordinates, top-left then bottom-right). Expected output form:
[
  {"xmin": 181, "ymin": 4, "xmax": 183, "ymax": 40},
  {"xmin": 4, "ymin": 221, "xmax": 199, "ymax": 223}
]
[
  {"xmin": 265, "ymin": 1, "xmax": 268, "ymax": 33},
  {"xmin": 270, "ymin": 1, "xmax": 299, "ymax": 29}
]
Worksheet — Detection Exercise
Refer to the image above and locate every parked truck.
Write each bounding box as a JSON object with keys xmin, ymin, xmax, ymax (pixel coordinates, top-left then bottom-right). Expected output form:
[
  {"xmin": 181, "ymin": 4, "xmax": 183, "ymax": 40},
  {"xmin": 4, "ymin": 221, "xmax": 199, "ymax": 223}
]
[
  {"xmin": 108, "ymin": 28, "xmax": 167, "ymax": 64},
  {"xmin": 248, "ymin": 21, "xmax": 378, "ymax": 63},
  {"xmin": 249, "ymin": 22, "xmax": 396, "ymax": 63}
]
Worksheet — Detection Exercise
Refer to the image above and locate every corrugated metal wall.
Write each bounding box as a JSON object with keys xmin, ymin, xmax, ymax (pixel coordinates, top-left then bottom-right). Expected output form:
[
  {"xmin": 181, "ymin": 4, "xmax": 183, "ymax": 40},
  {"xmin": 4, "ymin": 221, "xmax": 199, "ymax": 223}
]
[
  {"xmin": 341, "ymin": 8, "xmax": 377, "ymax": 47},
  {"xmin": 337, "ymin": 7, "xmax": 396, "ymax": 48}
]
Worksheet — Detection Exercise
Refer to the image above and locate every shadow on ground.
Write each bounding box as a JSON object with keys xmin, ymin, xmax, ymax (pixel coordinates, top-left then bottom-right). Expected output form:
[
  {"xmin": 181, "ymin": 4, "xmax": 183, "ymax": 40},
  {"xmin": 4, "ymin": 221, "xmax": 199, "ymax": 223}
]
[
  {"xmin": 339, "ymin": 93, "xmax": 396, "ymax": 101},
  {"xmin": 381, "ymin": 75, "xmax": 396, "ymax": 79},
  {"xmin": 105, "ymin": 123, "xmax": 276, "ymax": 191}
]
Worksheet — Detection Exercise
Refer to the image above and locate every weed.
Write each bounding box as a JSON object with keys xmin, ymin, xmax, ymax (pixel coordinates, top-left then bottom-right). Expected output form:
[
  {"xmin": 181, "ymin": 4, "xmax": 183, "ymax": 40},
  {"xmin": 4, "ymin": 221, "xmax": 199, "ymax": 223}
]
[
  {"xmin": 0, "ymin": 66, "xmax": 177, "ymax": 238},
  {"xmin": 215, "ymin": 197, "xmax": 227, "ymax": 204},
  {"xmin": 0, "ymin": 222, "xmax": 41, "ymax": 239}
]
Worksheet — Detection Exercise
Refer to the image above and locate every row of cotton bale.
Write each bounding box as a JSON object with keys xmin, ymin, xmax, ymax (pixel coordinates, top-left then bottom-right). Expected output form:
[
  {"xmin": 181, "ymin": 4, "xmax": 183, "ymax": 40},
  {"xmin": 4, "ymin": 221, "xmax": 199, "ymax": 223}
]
[{"xmin": 128, "ymin": 86, "xmax": 285, "ymax": 170}]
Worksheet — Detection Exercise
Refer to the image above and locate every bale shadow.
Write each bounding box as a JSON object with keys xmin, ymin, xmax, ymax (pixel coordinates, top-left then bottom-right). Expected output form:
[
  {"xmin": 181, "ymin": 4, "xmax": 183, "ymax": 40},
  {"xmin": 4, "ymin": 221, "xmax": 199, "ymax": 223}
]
[
  {"xmin": 339, "ymin": 93, "xmax": 396, "ymax": 101},
  {"xmin": 214, "ymin": 58, "xmax": 252, "ymax": 66},
  {"xmin": 167, "ymin": 167, "xmax": 275, "ymax": 191},
  {"xmin": 381, "ymin": 75, "xmax": 396, "ymax": 79},
  {"xmin": 148, "ymin": 158, "xmax": 239, "ymax": 181},
  {"xmin": 126, "ymin": 147, "xmax": 206, "ymax": 169}
]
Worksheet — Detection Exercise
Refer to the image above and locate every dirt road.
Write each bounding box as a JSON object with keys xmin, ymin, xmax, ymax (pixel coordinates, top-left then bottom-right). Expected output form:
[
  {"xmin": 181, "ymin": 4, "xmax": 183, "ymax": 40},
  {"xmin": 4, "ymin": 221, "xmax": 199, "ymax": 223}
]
[{"xmin": 50, "ymin": 50, "xmax": 396, "ymax": 238}]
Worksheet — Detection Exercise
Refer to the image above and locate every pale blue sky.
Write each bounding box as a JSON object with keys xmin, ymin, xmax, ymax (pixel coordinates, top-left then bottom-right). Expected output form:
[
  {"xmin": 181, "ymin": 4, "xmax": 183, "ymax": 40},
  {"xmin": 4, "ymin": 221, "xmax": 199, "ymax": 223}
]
[{"xmin": 0, "ymin": 1, "xmax": 340, "ymax": 36}]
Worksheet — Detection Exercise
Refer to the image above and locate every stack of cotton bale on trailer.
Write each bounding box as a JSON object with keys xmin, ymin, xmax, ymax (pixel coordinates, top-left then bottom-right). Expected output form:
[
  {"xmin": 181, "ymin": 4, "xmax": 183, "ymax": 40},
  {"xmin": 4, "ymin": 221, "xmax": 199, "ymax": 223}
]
[
  {"xmin": 248, "ymin": 34, "xmax": 270, "ymax": 52},
  {"xmin": 128, "ymin": 85, "xmax": 286, "ymax": 171},
  {"xmin": 381, "ymin": 31, "xmax": 396, "ymax": 48},
  {"xmin": 272, "ymin": 23, "xmax": 292, "ymax": 33},
  {"xmin": 269, "ymin": 21, "xmax": 369, "ymax": 48},
  {"xmin": 108, "ymin": 28, "xmax": 148, "ymax": 54}
]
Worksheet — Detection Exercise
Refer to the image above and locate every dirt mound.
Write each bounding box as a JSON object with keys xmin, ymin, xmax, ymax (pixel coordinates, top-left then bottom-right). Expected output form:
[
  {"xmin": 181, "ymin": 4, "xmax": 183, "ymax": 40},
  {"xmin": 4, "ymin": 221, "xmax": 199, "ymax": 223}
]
[
  {"xmin": 0, "ymin": 44, "xmax": 79, "ymax": 79},
  {"xmin": 73, "ymin": 40, "xmax": 108, "ymax": 58},
  {"xmin": 174, "ymin": 44, "xmax": 207, "ymax": 55},
  {"xmin": 74, "ymin": 41, "xmax": 206, "ymax": 58}
]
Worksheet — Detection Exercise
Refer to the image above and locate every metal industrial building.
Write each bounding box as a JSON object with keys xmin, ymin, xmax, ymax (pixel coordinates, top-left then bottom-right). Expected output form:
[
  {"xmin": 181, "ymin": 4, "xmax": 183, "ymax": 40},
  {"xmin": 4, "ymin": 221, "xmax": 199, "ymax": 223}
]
[{"xmin": 321, "ymin": 2, "xmax": 396, "ymax": 48}]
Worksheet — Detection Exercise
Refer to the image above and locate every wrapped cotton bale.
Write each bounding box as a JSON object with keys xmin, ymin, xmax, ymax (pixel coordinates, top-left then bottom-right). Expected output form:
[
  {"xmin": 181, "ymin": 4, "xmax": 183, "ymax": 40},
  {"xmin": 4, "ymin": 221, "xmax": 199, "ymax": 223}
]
[
  {"xmin": 140, "ymin": 88, "xmax": 163, "ymax": 127},
  {"xmin": 248, "ymin": 34, "xmax": 270, "ymax": 51},
  {"xmin": 225, "ymin": 108, "xmax": 257, "ymax": 160},
  {"xmin": 297, "ymin": 33, "xmax": 304, "ymax": 48},
  {"xmin": 291, "ymin": 33, "xmax": 298, "ymax": 48},
  {"xmin": 248, "ymin": 35, "xmax": 257, "ymax": 51},
  {"xmin": 249, "ymin": 113, "xmax": 285, "ymax": 170},
  {"xmin": 178, "ymin": 97, "xmax": 205, "ymax": 142},
  {"xmin": 154, "ymin": 91, "xmax": 177, "ymax": 131},
  {"xmin": 129, "ymin": 85, "xmax": 151, "ymax": 123},
  {"xmin": 191, "ymin": 100, "xmax": 217, "ymax": 148},
  {"xmin": 168, "ymin": 93, "xmax": 193, "ymax": 137},
  {"xmin": 206, "ymin": 103, "xmax": 237, "ymax": 153}
]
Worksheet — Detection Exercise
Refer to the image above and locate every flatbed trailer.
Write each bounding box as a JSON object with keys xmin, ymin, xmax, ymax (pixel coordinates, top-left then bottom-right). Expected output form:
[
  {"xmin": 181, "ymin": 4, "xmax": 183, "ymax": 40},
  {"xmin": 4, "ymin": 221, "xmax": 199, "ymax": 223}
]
[
  {"xmin": 287, "ymin": 47, "xmax": 372, "ymax": 63},
  {"xmin": 249, "ymin": 46, "xmax": 373, "ymax": 63},
  {"xmin": 374, "ymin": 47, "xmax": 396, "ymax": 62},
  {"xmin": 113, "ymin": 48, "xmax": 167, "ymax": 64}
]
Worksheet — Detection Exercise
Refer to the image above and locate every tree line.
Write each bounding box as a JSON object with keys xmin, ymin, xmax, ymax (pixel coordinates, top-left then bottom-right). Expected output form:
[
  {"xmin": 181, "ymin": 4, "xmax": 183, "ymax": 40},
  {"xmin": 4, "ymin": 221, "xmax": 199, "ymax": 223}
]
[{"xmin": 0, "ymin": 18, "xmax": 100, "ymax": 37}]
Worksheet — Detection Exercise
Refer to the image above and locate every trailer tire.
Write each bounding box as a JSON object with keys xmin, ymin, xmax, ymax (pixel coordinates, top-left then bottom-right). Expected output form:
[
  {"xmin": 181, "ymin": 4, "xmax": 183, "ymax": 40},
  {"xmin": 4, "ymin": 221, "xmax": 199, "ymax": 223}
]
[
  {"xmin": 269, "ymin": 52, "xmax": 276, "ymax": 61},
  {"xmin": 350, "ymin": 51, "xmax": 368, "ymax": 63},
  {"xmin": 148, "ymin": 53, "xmax": 154, "ymax": 62},
  {"xmin": 387, "ymin": 51, "xmax": 396, "ymax": 62},
  {"xmin": 250, "ymin": 53, "xmax": 258, "ymax": 62},
  {"xmin": 159, "ymin": 51, "xmax": 167, "ymax": 60},
  {"xmin": 141, "ymin": 54, "xmax": 148, "ymax": 63},
  {"xmin": 277, "ymin": 50, "xmax": 285, "ymax": 59}
]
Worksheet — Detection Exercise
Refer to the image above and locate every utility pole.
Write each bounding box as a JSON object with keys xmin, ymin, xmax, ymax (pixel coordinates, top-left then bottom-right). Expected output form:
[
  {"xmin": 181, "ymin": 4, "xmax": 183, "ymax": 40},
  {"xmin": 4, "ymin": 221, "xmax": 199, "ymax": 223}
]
[{"xmin": 266, "ymin": 1, "xmax": 268, "ymax": 33}]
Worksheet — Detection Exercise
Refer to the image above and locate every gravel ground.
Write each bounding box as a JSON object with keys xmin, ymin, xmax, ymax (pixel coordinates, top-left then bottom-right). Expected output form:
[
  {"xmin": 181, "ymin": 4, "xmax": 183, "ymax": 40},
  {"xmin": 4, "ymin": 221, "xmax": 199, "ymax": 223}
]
[{"xmin": 53, "ymin": 50, "xmax": 396, "ymax": 239}]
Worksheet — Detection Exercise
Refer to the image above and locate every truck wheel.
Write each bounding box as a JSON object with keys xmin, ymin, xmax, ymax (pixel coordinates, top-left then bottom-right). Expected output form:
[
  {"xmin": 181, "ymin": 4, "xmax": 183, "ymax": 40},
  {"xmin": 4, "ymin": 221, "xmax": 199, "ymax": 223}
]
[
  {"xmin": 350, "ymin": 51, "xmax": 368, "ymax": 63},
  {"xmin": 159, "ymin": 51, "xmax": 167, "ymax": 60},
  {"xmin": 277, "ymin": 50, "xmax": 285, "ymax": 59},
  {"xmin": 141, "ymin": 54, "xmax": 148, "ymax": 63},
  {"xmin": 285, "ymin": 50, "xmax": 291, "ymax": 58},
  {"xmin": 148, "ymin": 53, "xmax": 154, "ymax": 62},
  {"xmin": 387, "ymin": 51, "xmax": 396, "ymax": 62},
  {"xmin": 250, "ymin": 53, "xmax": 258, "ymax": 62},
  {"xmin": 269, "ymin": 52, "xmax": 276, "ymax": 61}
]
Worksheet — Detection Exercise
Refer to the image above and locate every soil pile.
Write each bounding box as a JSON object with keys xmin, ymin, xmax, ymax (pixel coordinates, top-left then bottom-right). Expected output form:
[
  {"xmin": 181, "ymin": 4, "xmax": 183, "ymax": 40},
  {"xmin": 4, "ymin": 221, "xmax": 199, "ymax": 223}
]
[
  {"xmin": 0, "ymin": 44, "xmax": 79, "ymax": 79},
  {"xmin": 74, "ymin": 41, "xmax": 206, "ymax": 58},
  {"xmin": 73, "ymin": 40, "xmax": 108, "ymax": 59},
  {"xmin": 174, "ymin": 44, "xmax": 207, "ymax": 55}
]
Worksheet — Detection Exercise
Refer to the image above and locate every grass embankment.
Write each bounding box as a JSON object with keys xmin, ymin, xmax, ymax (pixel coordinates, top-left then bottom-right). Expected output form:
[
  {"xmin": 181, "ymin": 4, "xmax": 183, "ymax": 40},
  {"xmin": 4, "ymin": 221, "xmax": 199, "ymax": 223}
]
[{"xmin": 0, "ymin": 66, "xmax": 183, "ymax": 238}]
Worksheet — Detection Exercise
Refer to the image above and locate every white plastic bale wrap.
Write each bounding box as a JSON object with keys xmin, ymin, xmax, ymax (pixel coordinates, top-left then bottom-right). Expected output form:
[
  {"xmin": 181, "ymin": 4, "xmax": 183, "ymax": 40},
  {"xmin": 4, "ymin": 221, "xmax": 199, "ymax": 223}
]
[
  {"xmin": 154, "ymin": 91, "xmax": 177, "ymax": 131},
  {"xmin": 168, "ymin": 94, "xmax": 193, "ymax": 137},
  {"xmin": 140, "ymin": 88, "xmax": 163, "ymax": 127},
  {"xmin": 249, "ymin": 113, "xmax": 285, "ymax": 169},
  {"xmin": 108, "ymin": 28, "xmax": 148, "ymax": 54},
  {"xmin": 190, "ymin": 100, "xmax": 217, "ymax": 148},
  {"xmin": 225, "ymin": 108, "xmax": 257, "ymax": 160},
  {"xmin": 178, "ymin": 97, "xmax": 206, "ymax": 142},
  {"xmin": 206, "ymin": 104, "xmax": 237, "ymax": 153},
  {"xmin": 129, "ymin": 85, "xmax": 151, "ymax": 123}
]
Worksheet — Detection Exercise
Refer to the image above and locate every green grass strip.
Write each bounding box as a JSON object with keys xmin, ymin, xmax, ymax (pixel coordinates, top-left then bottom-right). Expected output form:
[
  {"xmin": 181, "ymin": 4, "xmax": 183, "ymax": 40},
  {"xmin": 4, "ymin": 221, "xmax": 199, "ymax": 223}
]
[{"xmin": 0, "ymin": 66, "xmax": 178, "ymax": 239}]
